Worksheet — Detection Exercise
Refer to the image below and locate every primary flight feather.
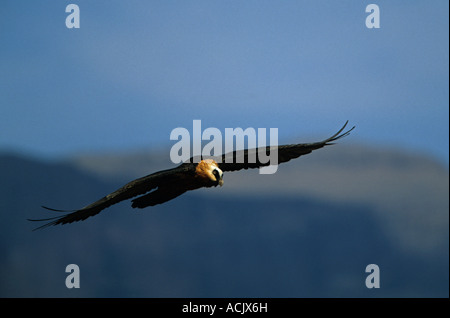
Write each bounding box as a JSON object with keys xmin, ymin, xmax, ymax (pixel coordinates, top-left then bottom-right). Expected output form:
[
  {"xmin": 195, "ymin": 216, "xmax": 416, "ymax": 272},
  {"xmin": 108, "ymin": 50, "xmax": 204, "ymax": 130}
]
[{"xmin": 29, "ymin": 122, "xmax": 355, "ymax": 230}]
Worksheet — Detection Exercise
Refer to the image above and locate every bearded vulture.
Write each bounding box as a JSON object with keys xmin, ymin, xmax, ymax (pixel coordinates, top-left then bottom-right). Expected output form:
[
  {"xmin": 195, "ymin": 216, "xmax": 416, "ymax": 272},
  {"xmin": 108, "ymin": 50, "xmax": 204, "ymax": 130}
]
[{"xmin": 29, "ymin": 122, "xmax": 354, "ymax": 230}]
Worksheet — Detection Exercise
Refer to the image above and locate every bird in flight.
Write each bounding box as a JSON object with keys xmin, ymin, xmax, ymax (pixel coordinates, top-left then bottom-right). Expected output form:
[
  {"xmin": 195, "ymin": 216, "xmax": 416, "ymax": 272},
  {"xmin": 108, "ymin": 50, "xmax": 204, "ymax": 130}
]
[{"xmin": 29, "ymin": 122, "xmax": 354, "ymax": 230}]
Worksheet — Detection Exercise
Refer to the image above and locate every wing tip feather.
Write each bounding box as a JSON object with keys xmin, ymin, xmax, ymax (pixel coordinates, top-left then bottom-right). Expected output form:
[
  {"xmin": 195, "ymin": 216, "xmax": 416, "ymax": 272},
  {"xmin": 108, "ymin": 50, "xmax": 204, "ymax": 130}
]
[
  {"xmin": 29, "ymin": 206, "xmax": 84, "ymax": 231},
  {"xmin": 325, "ymin": 121, "xmax": 355, "ymax": 144}
]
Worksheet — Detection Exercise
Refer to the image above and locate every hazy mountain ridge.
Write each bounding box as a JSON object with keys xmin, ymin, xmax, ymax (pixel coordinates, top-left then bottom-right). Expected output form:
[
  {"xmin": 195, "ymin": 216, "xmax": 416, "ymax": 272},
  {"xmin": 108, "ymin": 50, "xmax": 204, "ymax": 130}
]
[
  {"xmin": 0, "ymin": 145, "xmax": 448, "ymax": 297},
  {"xmin": 67, "ymin": 144, "xmax": 449, "ymax": 254}
]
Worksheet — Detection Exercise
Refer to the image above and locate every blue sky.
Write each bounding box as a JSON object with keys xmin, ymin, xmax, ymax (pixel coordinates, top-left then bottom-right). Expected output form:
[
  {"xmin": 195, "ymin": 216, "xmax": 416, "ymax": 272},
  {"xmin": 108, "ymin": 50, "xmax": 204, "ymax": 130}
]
[{"xmin": 1, "ymin": 1, "xmax": 448, "ymax": 164}]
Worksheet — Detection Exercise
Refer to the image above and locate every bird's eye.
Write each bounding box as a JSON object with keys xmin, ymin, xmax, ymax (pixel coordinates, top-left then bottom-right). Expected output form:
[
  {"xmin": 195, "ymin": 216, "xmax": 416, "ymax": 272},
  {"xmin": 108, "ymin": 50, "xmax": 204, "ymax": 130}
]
[{"xmin": 213, "ymin": 169, "xmax": 219, "ymax": 177}]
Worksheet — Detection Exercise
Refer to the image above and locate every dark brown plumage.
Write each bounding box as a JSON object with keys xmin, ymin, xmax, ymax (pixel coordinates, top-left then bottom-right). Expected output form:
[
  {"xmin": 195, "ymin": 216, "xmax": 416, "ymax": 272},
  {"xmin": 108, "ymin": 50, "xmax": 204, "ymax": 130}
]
[{"xmin": 29, "ymin": 121, "xmax": 354, "ymax": 230}]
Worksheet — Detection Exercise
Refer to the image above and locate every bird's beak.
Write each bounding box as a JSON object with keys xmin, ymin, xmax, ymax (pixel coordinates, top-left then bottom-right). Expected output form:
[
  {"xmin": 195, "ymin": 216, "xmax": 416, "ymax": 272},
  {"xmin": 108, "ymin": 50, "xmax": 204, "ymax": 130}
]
[{"xmin": 218, "ymin": 174, "xmax": 224, "ymax": 187}]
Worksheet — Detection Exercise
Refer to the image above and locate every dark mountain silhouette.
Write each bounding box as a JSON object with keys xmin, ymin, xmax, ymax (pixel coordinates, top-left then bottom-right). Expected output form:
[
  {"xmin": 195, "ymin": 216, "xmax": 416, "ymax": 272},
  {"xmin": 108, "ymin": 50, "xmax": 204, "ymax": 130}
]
[{"xmin": 0, "ymin": 145, "xmax": 448, "ymax": 297}]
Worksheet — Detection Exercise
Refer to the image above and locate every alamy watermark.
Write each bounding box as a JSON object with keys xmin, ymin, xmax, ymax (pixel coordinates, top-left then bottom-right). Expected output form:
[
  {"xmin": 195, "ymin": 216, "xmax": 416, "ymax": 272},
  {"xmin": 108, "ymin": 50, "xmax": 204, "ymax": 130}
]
[
  {"xmin": 65, "ymin": 4, "xmax": 379, "ymax": 30},
  {"xmin": 365, "ymin": 264, "xmax": 380, "ymax": 288},
  {"xmin": 365, "ymin": 4, "xmax": 380, "ymax": 29},
  {"xmin": 170, "ymin": 120, "xmax": 279, "ymax": 174},
  {"xmin": 65, "ymin": 4, "xmax": 80, "ymax": 29},
  {"xmin": 65, "ymin": 264, "xmax": 80, "ymax": 288}
]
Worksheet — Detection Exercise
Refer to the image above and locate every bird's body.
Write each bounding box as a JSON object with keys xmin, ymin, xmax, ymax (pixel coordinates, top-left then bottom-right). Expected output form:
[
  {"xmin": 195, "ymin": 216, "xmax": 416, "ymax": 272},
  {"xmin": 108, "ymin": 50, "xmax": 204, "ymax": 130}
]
[
  {"xmin": 131, "ymin": 159, "xmax": 223, "ymax": 209},
  {"xmin": 29, "ymin": 122, "xmax": 354, "ymax": 230}
]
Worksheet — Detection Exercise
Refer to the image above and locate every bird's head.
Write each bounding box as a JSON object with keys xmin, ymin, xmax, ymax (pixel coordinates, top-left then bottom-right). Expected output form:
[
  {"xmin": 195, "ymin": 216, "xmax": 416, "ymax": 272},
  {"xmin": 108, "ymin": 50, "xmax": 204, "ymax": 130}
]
[
  {"xmin": 212, "ymin": 167, "xmax": 224, "ymax": 187},
  {"xmin": 196, "ymin": 159, "xmax": 224, "ymax": 187}
]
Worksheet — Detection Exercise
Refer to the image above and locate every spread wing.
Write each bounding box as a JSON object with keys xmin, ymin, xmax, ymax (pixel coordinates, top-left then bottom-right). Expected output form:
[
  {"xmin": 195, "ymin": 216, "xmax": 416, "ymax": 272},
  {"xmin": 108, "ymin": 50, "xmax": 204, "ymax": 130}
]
[
  {"xmin": 217, "ymin": 121, "xmax": 355, "ymax": 172},
  {"xmin": 29, "ymin": 164, "xmax": 194, "ymax": 230}
]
